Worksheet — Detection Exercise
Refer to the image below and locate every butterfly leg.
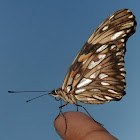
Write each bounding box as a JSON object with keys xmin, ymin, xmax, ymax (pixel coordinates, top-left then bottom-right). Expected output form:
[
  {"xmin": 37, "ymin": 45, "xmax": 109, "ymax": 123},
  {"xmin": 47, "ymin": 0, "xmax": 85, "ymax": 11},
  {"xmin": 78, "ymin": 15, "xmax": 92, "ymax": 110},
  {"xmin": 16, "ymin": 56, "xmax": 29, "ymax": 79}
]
[
  {"xmin": 59, "ymin": 101, "xmax": 68, "ymax": 134},
  {"xmin": 76, "ymin": 103, "xmax": 79, "ymax": 111},
  {"xmin": 75, "ymin": 104, "xmax": 103, "ymax": 125},
  {"xmin": 55, "ymin": 97, "xmax": 61, "ymax": 101},
  {"xmin": 75, "ymin": 104, "xmax": 93, "ymax": 119}
]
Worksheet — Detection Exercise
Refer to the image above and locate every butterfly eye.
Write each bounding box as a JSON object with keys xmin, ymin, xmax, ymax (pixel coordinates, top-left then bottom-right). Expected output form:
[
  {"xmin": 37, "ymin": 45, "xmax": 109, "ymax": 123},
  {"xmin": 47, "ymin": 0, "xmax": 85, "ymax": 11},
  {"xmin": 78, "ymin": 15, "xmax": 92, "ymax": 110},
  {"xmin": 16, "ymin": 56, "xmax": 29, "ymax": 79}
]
[{"xmin": 49, "ymin": 90, "xmax": 58, "ymax": 96}]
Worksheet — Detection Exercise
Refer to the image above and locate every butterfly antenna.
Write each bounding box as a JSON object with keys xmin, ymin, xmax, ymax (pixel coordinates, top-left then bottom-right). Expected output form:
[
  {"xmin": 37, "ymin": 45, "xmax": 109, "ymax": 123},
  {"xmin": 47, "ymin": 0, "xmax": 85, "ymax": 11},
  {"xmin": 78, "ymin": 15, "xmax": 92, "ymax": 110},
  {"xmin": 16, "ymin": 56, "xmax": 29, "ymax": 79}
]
[
  {"xmin": 8, "ymin": 90, "xmax": 52, "ymax": 102},
  {"xmin": 8, "ymin": 91, "xmax": 50, "ymax": 93},
  {"xmin": 26, "ymin": 93, "xmax": 50, "ymax": 102}
]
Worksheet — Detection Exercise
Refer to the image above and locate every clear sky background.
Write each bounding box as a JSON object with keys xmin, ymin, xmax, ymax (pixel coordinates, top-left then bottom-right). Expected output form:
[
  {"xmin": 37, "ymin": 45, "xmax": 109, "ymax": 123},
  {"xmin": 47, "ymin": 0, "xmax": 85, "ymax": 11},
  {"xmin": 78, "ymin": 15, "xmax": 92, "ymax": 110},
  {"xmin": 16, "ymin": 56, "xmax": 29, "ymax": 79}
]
[{"xmin": 0, "ymin": 0, "xmax": 140, "ymax": 140}]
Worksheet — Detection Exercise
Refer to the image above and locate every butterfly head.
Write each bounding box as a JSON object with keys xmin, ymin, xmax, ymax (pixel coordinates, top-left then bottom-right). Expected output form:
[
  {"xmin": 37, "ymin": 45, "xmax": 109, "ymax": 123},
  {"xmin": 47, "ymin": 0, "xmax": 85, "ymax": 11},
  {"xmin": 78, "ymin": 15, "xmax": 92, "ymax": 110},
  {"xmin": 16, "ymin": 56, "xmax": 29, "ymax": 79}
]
[
  {"xmin": 48, "ymin": 90, "xmax": 60, "ymax": 98},
  {"xmin": 48, "ymin": 88, "xmax": 66, "ymax": 99}
]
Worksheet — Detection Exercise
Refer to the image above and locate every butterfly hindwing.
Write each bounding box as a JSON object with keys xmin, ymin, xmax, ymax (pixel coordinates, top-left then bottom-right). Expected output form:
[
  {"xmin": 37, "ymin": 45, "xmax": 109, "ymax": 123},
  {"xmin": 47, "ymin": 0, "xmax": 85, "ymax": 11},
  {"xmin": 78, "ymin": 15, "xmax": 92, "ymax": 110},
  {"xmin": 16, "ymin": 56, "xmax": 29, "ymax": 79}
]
[{"xmin": 62, "ymin": 9, "xmax": 136, "ymax": 104}]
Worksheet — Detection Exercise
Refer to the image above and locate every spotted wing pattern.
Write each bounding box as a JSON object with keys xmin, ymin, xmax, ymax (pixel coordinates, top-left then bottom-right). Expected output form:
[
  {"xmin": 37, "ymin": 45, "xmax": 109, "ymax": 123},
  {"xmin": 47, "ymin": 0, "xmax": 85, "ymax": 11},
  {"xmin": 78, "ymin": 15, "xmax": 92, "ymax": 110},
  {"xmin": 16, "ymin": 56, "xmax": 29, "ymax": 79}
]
[{"xmin": 62, "ymin": 9, "xmax": 137, "ymax": 104}]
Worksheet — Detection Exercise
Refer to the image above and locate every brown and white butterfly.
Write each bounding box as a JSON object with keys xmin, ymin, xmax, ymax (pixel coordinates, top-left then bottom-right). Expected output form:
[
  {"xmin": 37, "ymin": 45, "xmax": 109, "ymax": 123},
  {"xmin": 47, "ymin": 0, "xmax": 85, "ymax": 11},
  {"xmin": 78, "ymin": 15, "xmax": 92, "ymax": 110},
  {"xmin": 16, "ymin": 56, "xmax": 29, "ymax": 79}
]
[
  {"xmin": 49, "ymin": 9, "xmax": 136, "ymax": 106},
  {"xmin": 49, "ymin": 9, "xmax": 137, "ymax": 106},
  {"xmin": 7, "ymin": 9, "xmax": 136, "ymax": 134},
  {"xmin": 8, "ymin": 9, "xmax": 137, "ymax": 124}
]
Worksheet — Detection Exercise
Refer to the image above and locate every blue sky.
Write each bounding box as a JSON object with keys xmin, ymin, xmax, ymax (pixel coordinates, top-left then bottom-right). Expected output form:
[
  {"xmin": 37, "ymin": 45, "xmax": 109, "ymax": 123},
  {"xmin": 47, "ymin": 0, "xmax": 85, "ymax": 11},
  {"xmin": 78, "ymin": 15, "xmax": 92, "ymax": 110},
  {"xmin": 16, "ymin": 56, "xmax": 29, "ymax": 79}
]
[{"xmin": 0, "ymin": 0, "xmax": 140, "ymax": 140}]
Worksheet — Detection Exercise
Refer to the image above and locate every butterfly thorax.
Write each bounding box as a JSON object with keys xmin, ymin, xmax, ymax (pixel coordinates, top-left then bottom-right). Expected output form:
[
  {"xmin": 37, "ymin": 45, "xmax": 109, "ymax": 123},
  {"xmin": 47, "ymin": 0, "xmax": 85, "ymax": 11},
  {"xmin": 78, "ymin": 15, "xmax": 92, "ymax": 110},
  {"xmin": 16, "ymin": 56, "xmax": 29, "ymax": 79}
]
[{"xmin": 50, "ymin": 88, "xmax": 77, "ymax": 105}]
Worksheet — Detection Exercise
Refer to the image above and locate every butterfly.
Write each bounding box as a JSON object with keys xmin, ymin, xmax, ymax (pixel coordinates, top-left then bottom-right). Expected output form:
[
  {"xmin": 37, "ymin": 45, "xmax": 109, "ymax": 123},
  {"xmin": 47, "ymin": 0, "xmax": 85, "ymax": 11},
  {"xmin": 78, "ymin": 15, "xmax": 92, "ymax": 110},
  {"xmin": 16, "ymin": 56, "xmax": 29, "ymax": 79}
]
[
  {"xmin": 49, "ymin": 9, "xmax": 137, "ymax": 106},
  {"xmin": 8, "ymin": 9, "xmax": 137, "ymax": 134},
  {"xmin": 8, "ymin": 9, "xmax": 137, "ymax": 108}
]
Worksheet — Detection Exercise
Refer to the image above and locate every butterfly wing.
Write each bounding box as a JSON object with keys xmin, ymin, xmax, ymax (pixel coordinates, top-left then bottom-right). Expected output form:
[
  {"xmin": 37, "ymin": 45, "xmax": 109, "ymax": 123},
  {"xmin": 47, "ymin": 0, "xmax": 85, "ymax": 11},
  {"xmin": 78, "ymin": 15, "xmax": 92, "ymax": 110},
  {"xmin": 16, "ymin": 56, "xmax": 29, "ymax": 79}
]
[{"xmin": 62, "ymin": 9, "xmax": 137, "ymax": 104}]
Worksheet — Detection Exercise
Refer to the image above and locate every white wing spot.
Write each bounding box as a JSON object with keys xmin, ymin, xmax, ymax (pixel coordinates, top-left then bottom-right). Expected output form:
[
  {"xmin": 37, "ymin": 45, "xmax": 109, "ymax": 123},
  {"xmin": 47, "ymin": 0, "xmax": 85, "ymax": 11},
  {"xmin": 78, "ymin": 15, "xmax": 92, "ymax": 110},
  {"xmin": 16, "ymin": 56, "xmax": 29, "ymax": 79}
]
[
  {"xmin": 116, "ymin": 52, "xmax": 122, "ymax": 56},
  {"xmin": 66, "ymin": 86, "xmax": 71, "ymax": 93},
  {"xmin": 121, "ymin": 79, "xmax": 125, "ymax": 82},
  {"xmin": 127, "ymin": 10, "xmax": 131, "ymax": 12},
  {"xmin": 99, "ymin": 73, "xmax": 108, "ymax": 79},
  {"xmin": 75, "ymin": 89, "xmax": 85, "ymax": 94},
  {"xmin": 88, "ymin": 60, "xmax": 96, "ymax": 69},
  {"xmin": 111, "ymin": 31, "xmax": 124, "ymax": 40},
  {"xmin": 75, "ymin": 73, "xmax": 80, "ymax": 79},
  {"xmin": 110, "ymin": 45, "xmax": 116, "ymax": 50},
  {"xmin": 126, "ymin": 29, "xmax": 131, "ymax": 33},
  {"xmin": 75, "ymin": 96, "xmax": 96, "ymax": 101},
  {"xmin": 93, "ymin": 95, "xmax": 105, "ymax": 100},
  {"xmin": 98, "ymin": 54, "xmax": 106, "ymax": 59},
  {"xmin": 120, "ymin": 68, "xmax": 125, "ymax": 71},
  {"xmin": 122, "ymin": 22, "xmax": 134, "ymax": 26},
  {"xmin": 102, "ymin": 25, "xmax": 109, "ymax": 31},
  {"xmin": 121, "ymin": 39, "xmax": 125, "ymax": 42},
  {"xmin": 128, "ymin": 15, "xmax": 133, "ymax": 18},
  {"xmin": 82, "ymin": 59, "xmax": 87, "ymax": 64},
  {"xmin": 108, "ymin": 89, "xmax": 119, "ymax": 94},
  {"xmin": 88, "ymin": 54, "xmax": 106, "ymax": 69},
  {"xmin": 129, "ymin": 22, "xmax": 134, "ymax": 26},
  {"xmin": 109, "ymin": 14, "xmax": 114, "ymax": 19},
  {"xmin": 118, "ymin": 63, "xmax": 124, "ymax": 66},
  {"xmin": 96, "ymin": 45, "xmax": 108, "ymax": 52},
  {"xmin": 105, "ymin": 96, "xmax": 113, "ymax": 100},
  {"xmin": 121, "ymin": 73, "xmax": 126, "ymax": 77},
  {"xmin": 122, "ymin": 34, "xmax": 127, "ymax": 37},
  {"xmin": 90, "ymin": 89, "xmax": 101, "ymax": 92},
  {"xmin": 77, "ymin": 78, "xmax": 92, "ymax": 88},
  {"xmin": 86, "ymin": 98, "xmax": 96, "ymax": 101},
  {"xmin": 90, "ymin": 70, "xmax": 100, "ymax": 78},
  {"xmin": 98, "ymin": 65, "xmax": 101, "ymax": 69},
  {"xmin": 101, "ymin": 82, "xmax": 110, "ymax": 85},
  {"xmin": 88, "ymin": 57, "xmax": 104, "ymax": 69}
]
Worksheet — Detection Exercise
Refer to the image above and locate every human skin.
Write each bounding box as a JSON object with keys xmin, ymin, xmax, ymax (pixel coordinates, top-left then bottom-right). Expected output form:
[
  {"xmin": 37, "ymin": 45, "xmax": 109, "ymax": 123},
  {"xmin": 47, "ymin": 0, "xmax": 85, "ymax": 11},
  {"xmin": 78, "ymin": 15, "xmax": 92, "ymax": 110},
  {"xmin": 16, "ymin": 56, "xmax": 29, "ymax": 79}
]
[{"xmin": 54, "ymin": 112, "xmax": 117, "ymax": 140}]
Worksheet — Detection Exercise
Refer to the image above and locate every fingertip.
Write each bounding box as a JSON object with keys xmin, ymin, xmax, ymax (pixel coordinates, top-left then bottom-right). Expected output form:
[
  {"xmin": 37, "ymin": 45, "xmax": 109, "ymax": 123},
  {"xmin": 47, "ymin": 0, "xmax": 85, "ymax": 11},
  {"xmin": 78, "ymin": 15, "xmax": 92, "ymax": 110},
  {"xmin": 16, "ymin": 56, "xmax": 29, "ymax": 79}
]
[
  {"xmin": 54, "ymin": 112, "xmax": 116, "ymax": 140},
  {"xmin": 54, "ymin": 114, "xmax": 66, "ymax": 139}
]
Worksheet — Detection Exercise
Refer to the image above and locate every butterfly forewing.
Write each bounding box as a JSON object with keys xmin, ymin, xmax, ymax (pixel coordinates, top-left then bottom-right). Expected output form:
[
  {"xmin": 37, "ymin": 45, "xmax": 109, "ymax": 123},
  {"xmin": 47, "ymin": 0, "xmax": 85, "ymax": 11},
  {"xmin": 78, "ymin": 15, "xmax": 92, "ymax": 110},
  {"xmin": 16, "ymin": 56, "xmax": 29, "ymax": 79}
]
[{"xmin": 62, "ymin": 9, "xmax": 136, "ymax": 104}]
